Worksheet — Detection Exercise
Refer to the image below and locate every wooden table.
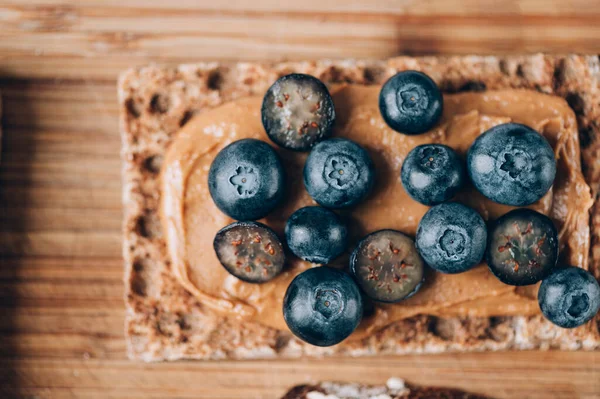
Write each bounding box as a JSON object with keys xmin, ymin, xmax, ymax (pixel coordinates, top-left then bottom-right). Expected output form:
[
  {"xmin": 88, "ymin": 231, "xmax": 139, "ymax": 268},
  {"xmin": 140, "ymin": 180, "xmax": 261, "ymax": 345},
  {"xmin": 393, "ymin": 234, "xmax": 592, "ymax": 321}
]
[{"xmin": 0, "ymin": 1, "xmax": 599, "ymax": 398}]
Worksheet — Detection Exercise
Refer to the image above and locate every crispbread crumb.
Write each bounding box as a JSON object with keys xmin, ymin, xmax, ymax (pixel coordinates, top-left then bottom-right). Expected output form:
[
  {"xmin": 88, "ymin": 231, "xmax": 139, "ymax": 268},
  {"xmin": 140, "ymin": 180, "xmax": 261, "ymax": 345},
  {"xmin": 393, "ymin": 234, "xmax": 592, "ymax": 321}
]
[{"xmin": 119, "ymin": 55, "xmax": 600, "ymax": 362}]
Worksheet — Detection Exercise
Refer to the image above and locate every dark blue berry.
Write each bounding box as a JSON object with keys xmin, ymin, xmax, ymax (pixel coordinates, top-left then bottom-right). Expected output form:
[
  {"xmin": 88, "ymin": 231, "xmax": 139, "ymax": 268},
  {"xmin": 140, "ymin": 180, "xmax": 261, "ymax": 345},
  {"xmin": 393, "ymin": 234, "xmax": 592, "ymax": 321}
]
[
  {"xmin": 487, "ymin": 208, "xmax": 558, "ymax": 286},
  {"xmin": 208, "ymin": 139, "xmax": 285, "ymax": 221},
  {"xmin": 350, "ymin": 230, "xmax": 424, "ymax": 303},
  {"xmin": 416, "ymin": 203, "xmax": 487, "ymax": 274},
  {"xmin": 401, "ymin": 144, "xmax": 465, "ymax": 205},
  {"xmin": 283, "ymin": 266, "xmax": 363, "ymax": 347},
  {"xmin": 467, "ymin": 123, "xmax": 557, "ymax": 206},
  {"xmin": 285, "ymin": 206, "xmax": 347, "ymax": 264},
  {"xmin": 304, "ymin": 138, "xmax": 375, "ymax": 208},
  {"xmin": 379, "ymin": 71, "xmax": 443, "ymax": 135},
  {"xmin": 262, "ymin": 74, "xmax": 335, "ymax": 151},
  {"xmin": 538, "ymin": 266, "xmax": 600, "ymax": 328},
  {"xmin": 213, "ymin": 221, "xmax": 285, "ymax": 283}
]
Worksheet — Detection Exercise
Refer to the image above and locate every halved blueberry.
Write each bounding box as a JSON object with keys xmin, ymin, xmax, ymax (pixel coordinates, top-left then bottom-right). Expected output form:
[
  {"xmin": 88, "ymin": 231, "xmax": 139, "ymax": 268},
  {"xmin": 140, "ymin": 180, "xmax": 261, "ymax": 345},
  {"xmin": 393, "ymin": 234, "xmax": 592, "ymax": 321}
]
[
  {"xmin": 262, "ymin": 74, "xmax": 335, "ymax": 151},
  {"xmin": 350, "ymin": 230, "xmax": 425, "ymax": 303},
  {"xmin": 213, "ymin": 221, "xmax": 285, "ymax": 283},
  {"xmin": 467, "ymin": 123, "xmax": 557, "ymax": 206},
  {"xmin": 487, "ymin": 209, "xmax": 558, "ymax": 286},
  {"xmin": 401, "ymin": 144, "xmax": 465, "ymax": 205},
  {"xmin": 208, "ymin": 139, "xmax": 285, "ymax": 221},
  {"xmin": 538, "ymin": 266, "xmax": 600, "ymax": 328},
  {"xmin": 283, "ymin": 266, "xmax": 363, "ymax": 347},
  {"xmin": 379, "ymin": 71, "xmax": 443, "ymax": 135},
  {"xmin": 285, "ymin": 206, "xmax": 348, "ymax": 264},
  {"xmin": 416, "ymin": 203, "xmax": 487, "ymax": 274},
  {"xmin": 304, "ymin": 138, "xmax": 375, "ymax": 208}
]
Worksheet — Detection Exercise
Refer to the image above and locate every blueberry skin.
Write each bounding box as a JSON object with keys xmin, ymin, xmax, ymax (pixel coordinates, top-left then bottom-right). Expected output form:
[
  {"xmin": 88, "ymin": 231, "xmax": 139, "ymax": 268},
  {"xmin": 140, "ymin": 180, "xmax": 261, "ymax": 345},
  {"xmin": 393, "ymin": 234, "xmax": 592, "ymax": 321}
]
[
  {"xmin": 285, "ymin": 206, "xmax": 348, "ymax": 264},
  {"xmin": 467, "ymin": 123, "xmax": 557, "ymax": 206},
  {"xmin": 379, "ymin": 71, "xmax": 443, "ymax": 135},
  {"xmin": 401, "ymin": 144, "xmax": 465, "ymax": 205},
  {"xmin": 283, "ymin": 266, "xmax": 363, "ymax": 347},
  {"xmin": 208, "ymin": 139, "xmax": 285, "ymax": 221},
  {"xmin": 262, "ymin": 74, "xmax": 335, "ymax": 151},
  {"xmin": 538, "ymin": 266, "xmax": 600, "ymax": 329},
  {"xmin": 416, "ymin": 203, "xmax": 487, "ymax": 274},
  {"xmin": 304, "ymin": 138, "xmax": 375, "ymax": 208}
]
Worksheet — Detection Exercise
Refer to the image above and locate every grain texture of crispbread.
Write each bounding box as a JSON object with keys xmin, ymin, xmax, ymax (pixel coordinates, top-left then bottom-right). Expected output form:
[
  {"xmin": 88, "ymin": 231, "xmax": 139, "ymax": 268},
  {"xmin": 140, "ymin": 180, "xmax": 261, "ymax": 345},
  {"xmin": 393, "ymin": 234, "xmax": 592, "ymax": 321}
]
[
  {"xmin": 280, "ymin": 379, "xmax": 492, "ymax": 399},
  {"xmin": 119, "ymin": 55, "xmax": 600, "ymax": 362}
]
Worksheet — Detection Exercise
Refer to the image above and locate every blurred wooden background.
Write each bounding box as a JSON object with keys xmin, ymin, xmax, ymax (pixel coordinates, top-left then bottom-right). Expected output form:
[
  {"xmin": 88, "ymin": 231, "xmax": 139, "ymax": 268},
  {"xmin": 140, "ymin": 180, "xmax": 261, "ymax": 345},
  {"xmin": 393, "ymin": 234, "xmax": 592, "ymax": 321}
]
[{"xmin": 0, "ymin": 1, "xmax": 599, "ymax": 398}]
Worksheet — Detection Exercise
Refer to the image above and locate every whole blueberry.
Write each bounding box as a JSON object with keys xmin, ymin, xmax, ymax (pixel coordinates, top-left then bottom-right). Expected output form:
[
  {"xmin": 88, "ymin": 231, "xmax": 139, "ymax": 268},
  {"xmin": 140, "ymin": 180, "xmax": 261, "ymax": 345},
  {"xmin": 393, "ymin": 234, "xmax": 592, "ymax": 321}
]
[
  {"xmin": 379, "ymin": 71, "xmax": 443, "ymax": 135},
  {"xmin": 538, "ymin": 266, "xmax": 600, "ymax": 329},
  {"xmin": 285, "ymin": 206, "xmax": 348, "ymax": 264},
  {"xmin": 401, "ymin": 144, "xmax": 465, "ymax": 205},
  {"xmin": 304, "ymin": 138, "xmax": 375, "ymax": 208},
  {"xmin": 283, "ymin": 266, "xmax": 363, "ymax": 347},
  {"xmin": 487, "ymin": 209, "xmax": 558, "ymax": 286},
  {"xmin": 262, "ymin": 74, "xmax": 335, "ymax": 151},
  {"xmin": 467, "ymin": 123, "xmax": 556, "ymax": 206},
  {"xmin": 416, "ymin": 203, "xmax": 487, "ymax": 274},
  {"xmin": 208, "ymin": 139, "xmax": 285, "ymax": 221}
]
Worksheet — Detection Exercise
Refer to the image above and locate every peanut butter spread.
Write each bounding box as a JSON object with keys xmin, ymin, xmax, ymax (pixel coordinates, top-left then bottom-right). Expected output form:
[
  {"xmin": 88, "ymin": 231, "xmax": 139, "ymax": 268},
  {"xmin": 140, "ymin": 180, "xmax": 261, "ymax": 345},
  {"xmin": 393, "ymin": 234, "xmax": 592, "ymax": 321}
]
[{"xmin": 161, "ymin": 85, "xmax": 593, "ymax": 339}]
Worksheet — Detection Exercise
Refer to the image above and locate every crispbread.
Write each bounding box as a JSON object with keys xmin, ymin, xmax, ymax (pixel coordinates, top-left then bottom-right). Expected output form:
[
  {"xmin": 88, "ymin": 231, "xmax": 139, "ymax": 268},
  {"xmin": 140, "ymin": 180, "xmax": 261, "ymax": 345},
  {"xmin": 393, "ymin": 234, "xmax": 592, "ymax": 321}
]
[
  {"xmin": 281, "ymin": 378, "xmax": 491, "ymax": 399},
  {"xmin": 119, "ymin": 55, "xmax": 600, "ymax": 362}
]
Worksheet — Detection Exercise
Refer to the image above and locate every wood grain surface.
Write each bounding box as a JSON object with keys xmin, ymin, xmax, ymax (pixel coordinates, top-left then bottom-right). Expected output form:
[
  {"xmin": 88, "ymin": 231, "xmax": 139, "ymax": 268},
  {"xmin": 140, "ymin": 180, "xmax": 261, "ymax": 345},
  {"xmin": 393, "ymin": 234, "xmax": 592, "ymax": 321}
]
[{"xmin": 0, "ymin": 1, "xmax": 599, "ymax": 398}]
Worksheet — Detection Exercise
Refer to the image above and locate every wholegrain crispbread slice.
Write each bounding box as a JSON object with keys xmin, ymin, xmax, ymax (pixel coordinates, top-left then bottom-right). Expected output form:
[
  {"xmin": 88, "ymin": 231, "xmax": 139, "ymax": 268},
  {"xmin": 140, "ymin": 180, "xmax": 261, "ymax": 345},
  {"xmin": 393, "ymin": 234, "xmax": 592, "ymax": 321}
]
[
  {"xmin": 119, "ymin": 55, "xmax": 600, "ymax": 362},
  {"xmin": 280, "ymin": 378, "xmax": 491, "ymax": 399}
]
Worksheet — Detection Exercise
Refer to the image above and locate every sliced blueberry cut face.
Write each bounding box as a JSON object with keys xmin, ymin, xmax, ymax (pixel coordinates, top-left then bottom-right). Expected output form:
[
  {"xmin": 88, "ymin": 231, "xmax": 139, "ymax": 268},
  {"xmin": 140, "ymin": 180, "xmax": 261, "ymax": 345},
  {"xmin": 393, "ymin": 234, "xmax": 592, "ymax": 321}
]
[
  {"xmin": 262, "ymin": 74, "xmax": 335, "ymax": 151},
  {"xmin": 350, "ymin": 230, "xmax": 425, "ymax": 303},
  {"xmin": 467, "ymin": 123, "xmax": 557, "ymax": 206},
  {"xmin": 487, "ymin": 209, "xmax": 558, "ymax": 286},
  {"xmin": 285, "ymin": 206, "xmax": 348, "ymax": 264},
  {"xmin": 283, "ymin": 266, "xmax": 363, "ymax": 346},
  {"xmin": 538, "ymin": 266, "xmax": 600, "ymax": 328},
  {"xmin": 213, "ymin": 221, "xmax": 285, "ymax": 283},
  {"xmin": 379, "ymin": 71, "xmax": 443, "ymax": 135},
  {"xmin": 416, "ymin": 203, "xmax": 487, "ymax": 274},
  {"xmin": 401, "ymin": 144, "xmax": 465, "ymax": 205},
  {"xmin": 304, "ymin": 138, "xmax": 375, "ymax": 208},
  {"xmin": 208, "ymin": 139, "xmax": 285, "ymax": 221}
]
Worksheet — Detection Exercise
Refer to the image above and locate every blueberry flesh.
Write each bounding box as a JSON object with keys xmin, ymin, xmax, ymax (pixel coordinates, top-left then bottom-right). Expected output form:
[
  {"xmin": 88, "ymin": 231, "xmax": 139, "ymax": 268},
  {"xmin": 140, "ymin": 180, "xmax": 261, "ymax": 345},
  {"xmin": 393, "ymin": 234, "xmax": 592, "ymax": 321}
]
[
  {"xmin": 262, "ymin": 74, "xmax": 335, "ymax": 151},
  {"xmin": 467, "ymin": 123, "xmax": 557, "ymax": 206},
  {"xmin": 283, "ymin": 266, "xmax": 363, "ymax": 347},
  {"xmin": 214, "ymin": 221, "xmax": 285, "ymax": 283},
  {"xmin": 285, "ymin": 206, "xmax": 348, "ymax": 264},
  {"xmin": 401, "ymin": 144, "xmax": 465, "ymax": 205},
  {"xmin": 350, "ymin": 230, "xmax": 425, "ymax": 303},
  {"xmin": 538, "ymin": 266, "xmax": 600, "ymax": 328},
  {"xmin": 208, "ymin": 139, "xmax": 285, "ymax": 221},
  {"xmin": 379, "ymin": 71, "xmax": 443, "ymax": 135},
  {"xmin": 487, "ymin": 208, "xmax": 559, "ymax": 286},
  {"xmin": 304, "ymin": 138, "xmax": 375, "ymax": 208},
  {"xmin": 416, "ymin": 203, "xmax": 487, "ymax": 274}
]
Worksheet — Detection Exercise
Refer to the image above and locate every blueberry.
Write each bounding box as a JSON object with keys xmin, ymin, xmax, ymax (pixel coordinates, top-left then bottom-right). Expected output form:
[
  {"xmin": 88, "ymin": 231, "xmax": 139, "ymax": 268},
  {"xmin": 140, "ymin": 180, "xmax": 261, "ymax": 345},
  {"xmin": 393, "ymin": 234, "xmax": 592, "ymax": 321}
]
[
  {"xmin": 538, "ymin": 266, "xmax": 600, "ymax": 328},
  {"xmin": 379, "ymin": 71, "xmax": 443, "ymax": 135},
  {"xmin": 304, "ymin": 138, "xmax": 375, "ymax": 208},
  {"xmin": 467, "ymin": 123, "xmax": 557, "ymax": 206},
  {"xmin": 416, "ymin": 203, "xmax": 487, "ymax": 274},
  {"xmin": 350, "ymin": 230, "xmax": 425, "ymax": 303},
  {"xmin": 285, "ymin": 206, "xmax": 348, "ymax": 264},
  {"xmin": 213, "ymin": 221, "xmax": 285, "ymax": 283},
  {"xmin": 208, "ymin": 139, "xmax": 285, "ymax": 221},
  {"xmin": 283, "ymin": 266, "xmax": 363, "ymax": 346},
  {"xmin": 487, "ymin": 209, "xmax": 558, "ymax": 286},
  {"xmin": 401, "ymin": 144, "xmax": 465, "ymax": 205},
  {"xmin": 262, "ymin": 74, "xmax": 335, "ymax": 151}
]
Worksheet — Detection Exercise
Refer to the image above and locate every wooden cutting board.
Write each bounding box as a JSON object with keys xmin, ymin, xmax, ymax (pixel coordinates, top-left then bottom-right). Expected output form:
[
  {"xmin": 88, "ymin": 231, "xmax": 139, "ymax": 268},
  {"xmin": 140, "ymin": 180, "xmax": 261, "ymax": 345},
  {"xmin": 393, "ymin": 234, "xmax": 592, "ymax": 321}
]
[{"xmin": 0, "ymin": 1, "xmax": 599, "ymax": 398}]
